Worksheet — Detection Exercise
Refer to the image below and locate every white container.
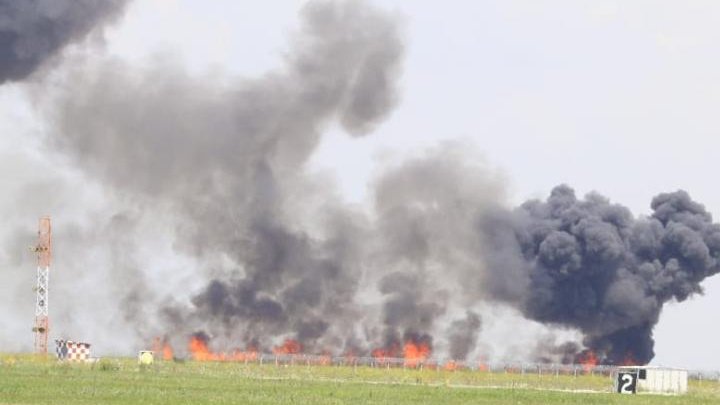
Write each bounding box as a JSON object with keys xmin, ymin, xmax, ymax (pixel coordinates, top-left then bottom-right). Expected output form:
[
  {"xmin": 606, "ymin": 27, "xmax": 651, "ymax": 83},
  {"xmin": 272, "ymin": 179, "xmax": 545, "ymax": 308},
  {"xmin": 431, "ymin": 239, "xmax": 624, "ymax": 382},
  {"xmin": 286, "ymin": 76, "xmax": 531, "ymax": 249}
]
[{"xmin": 614, "ymin": 366, "xmax": 688, "ymax": 394}]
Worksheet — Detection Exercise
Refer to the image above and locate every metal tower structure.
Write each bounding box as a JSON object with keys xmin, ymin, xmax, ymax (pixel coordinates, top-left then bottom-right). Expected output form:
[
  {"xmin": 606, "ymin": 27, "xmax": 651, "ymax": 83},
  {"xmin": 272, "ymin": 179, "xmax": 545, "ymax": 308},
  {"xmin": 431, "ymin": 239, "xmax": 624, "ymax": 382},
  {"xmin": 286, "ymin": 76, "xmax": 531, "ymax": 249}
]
[{"xmin": 32, "ymin": 216, "xmax": 51, "ymax": 355}]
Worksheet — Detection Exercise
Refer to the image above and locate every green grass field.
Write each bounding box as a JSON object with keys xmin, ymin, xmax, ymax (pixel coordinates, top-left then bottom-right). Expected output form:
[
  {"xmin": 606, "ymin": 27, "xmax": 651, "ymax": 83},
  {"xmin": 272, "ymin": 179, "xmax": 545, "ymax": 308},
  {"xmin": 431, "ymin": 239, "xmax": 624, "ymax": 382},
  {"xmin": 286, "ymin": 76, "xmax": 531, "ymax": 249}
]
[{"xmin": 1, "ymin": 355, "xmax": 719, "ymax": 404}]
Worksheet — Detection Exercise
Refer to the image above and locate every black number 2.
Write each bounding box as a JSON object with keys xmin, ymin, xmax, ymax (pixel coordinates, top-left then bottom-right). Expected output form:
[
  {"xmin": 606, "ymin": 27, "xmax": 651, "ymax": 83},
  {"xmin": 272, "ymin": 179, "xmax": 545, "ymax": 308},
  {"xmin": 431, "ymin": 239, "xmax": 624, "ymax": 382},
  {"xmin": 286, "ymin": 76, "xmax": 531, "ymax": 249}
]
[{"xmin": 620, "ymin": 373, "xmax": 635, "ymax": 394}]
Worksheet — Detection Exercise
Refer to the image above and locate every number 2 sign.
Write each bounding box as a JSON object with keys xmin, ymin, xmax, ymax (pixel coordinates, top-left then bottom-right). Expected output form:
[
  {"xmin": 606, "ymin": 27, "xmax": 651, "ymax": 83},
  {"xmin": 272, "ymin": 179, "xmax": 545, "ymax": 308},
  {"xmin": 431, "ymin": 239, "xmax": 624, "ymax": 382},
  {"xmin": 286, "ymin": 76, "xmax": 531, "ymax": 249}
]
[{"xmin": 616, "ymin": 372, "xmax": 638, "ymax": 394}]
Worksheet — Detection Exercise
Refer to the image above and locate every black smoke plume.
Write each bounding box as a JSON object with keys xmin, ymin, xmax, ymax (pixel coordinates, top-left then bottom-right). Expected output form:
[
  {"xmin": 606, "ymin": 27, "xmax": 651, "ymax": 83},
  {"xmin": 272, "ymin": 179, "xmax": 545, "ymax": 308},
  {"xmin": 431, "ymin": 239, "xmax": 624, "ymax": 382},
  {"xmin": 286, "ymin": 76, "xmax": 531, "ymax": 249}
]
[
  {"xmin": 365, "ymin": 152, "xmax": 720, "ymax": 364},
  {"xmin": 508, "ymin": 186, "xmax": 720, "ymax": 364},
  {"xmin": 0, "ymin": 0, "xmax": 129, "ymax": 84},
  {"xmin": 40, "ymin": 0, "xmax": 405, "ymax": 355},
  {"xmin": 4, "ymin": 0, "xmax": 718, "ymax": 365}
]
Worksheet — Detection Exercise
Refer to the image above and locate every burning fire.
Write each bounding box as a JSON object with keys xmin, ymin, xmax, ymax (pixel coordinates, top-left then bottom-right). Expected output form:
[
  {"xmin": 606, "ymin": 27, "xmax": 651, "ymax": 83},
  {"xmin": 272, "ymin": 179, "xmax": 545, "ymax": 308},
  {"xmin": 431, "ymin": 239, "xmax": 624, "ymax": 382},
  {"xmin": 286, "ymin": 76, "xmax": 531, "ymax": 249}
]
[
  {"xmin": 318, "ymin": 353, "xmax": 331, "ymax": 366},
  {"xmin": 403, "ymin": 340, "xmax": 430, "ymax": 367},
  {"xmin": 371, "ymin": 344, "xmax": 400, "ymax": 360},
  {"xmin": 273, "ymin": 339, "xmax": 302, "ymax": 355},
  {"xmin": 619, "ymin": 352, "xmax": 637, "ymax": 366},
  {"xmin": 186, "ymin": 334, "xmax": 258, "ymax": 362},
  {"xmin": 189, "ymin": 335, "xmax": 216, "ymax": 361},
  {"xmin": 343, "ymin": 350, "xmax": 358, "ymax": 365},
  {"xmin": 152, "ymin": 333, "xmax": 636, "ymax": 372},
  {"xmin": 577, "ymin": 350, "xmax": 599, "ymax": 372},
  {"xmin": 371, "ymin": 338, "xmax": 431, "ymax": 367},
  {"xmin": 162, "ymin": 342, "xmax": 173, "ymax": 360},
  {"xmin": 152, "ymin": 337, "xmax": 174, "ymax": 361}
]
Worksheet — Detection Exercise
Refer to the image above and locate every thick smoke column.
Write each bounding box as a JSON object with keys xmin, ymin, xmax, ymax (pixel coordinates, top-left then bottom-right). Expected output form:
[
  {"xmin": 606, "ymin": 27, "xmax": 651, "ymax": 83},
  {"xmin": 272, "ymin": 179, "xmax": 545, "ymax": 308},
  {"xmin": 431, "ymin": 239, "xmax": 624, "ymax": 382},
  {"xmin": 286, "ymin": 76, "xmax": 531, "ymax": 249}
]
[
  {"xmin": 506, "ymin": 186, "xmax": 720, "ymax": 364},
  {"xmin": 0, "ymin": 0, "xmax": 128, "ymax": 83},
  {"xmin": 42, "ymin": 0, "xmax": 404, "ymax": 353},
  {"xmin": 8, "ymin": 0, "xmax": 719, "ymax": 364},
  {"xmin": 370, "ymin": 152, "xmax": 720, "ymax": 364}
]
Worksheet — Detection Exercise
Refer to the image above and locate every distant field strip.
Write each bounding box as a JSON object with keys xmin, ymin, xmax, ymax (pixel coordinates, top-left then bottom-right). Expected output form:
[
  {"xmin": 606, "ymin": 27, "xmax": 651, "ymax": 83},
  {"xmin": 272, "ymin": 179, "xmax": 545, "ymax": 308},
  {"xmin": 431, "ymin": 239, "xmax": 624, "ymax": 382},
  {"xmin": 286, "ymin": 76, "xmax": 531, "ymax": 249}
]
[{"xmin": 1, "ymin": 355, "xmax": 719, "ymax": 404}]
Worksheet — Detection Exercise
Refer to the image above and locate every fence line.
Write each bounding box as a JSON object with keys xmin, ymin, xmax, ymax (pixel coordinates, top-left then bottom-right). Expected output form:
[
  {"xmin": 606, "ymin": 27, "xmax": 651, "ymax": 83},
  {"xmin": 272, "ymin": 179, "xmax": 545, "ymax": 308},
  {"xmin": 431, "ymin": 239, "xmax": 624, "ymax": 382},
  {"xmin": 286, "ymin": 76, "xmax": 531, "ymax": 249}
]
[{"xmin": 179, "ymin": 352, "xmax": 719, "ymax": 381}]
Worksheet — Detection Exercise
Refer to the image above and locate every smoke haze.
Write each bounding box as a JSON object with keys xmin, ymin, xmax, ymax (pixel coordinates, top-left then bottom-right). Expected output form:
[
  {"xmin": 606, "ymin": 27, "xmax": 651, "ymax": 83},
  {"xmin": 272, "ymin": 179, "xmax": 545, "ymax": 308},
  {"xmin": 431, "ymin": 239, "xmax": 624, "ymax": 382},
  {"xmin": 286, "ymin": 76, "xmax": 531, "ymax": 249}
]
[
  {"xmin": 0, "ymin": 0, "xmax": 129, "ymax": 83},
  {"xmin": 1, "ymin": 0, "xmax": 719, "ymax": 365}
]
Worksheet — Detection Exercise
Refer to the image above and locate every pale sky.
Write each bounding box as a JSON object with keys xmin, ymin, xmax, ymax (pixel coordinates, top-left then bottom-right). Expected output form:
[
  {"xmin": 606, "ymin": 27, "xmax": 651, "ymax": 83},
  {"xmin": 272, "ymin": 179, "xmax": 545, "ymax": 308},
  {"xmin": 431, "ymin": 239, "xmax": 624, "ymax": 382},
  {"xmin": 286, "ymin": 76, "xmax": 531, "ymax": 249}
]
[{"xmin": 3, "ymin": 0, "xmax": 720, "ymax": 369}]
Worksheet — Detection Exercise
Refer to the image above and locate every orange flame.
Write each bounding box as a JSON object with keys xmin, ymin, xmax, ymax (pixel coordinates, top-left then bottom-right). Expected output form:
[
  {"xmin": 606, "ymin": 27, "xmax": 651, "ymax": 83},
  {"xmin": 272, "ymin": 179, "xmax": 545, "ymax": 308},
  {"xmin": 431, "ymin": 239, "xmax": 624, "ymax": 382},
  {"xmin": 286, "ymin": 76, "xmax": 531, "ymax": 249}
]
[
  {"xmin": 577, "ymin": 350, "xmax": 598, "ymax": 372},
  {"xmin": 229, "ymin": 347, "xmax": 258, "ymax": 362},
  {"xmin": 444, "ymin": 360, "xmax": 458, "ymax": 371},
  {"xmin": 371, "ymin": 343, "xmax": 400, "ymax": 363},
  {"xmin": 318, "ymin": 353, "xmax": 331, "ymax": 366},
  {"xmin": 620, "ymin": 352, "xmax": 637, "ymax": 366},
  {"xmin": 371, "ymin": 338, "xmax": 431, "ymax": 367},
  {"xmin": 163, "ymin": 343, "xmax": 174, "ymax": 360},
  {"xmin": 343, "ymin": 350, "xmax": 357, "ymax": 363},
  {"xmin": 273, "ymin": 339, "xmax": 301, "ymax": 355},
  {"xmin": 189, "ymin": 335, "xmax": 218, "ymax": 361},
  {"xmin": 187, "ymin": 335, "xmax": 258, "ymax": 362},
  {"xmin": 152, "ymin": 337, "xmax": 174, "ymax": 361},
  {"xmin": 403, "ymin": 340, "xmax": 431, "ymax": 367}
]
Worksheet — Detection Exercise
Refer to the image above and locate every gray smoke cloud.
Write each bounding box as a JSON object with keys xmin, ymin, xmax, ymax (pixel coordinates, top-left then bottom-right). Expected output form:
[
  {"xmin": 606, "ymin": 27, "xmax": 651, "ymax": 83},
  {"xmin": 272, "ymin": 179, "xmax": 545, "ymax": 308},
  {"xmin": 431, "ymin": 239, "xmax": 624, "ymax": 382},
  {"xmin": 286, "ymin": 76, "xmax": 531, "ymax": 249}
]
[
  {"xmin": 508, "ymin": 186, "xmax": 720, "ymax": 364},
  {"xmin": 448, "ymin": 311, "xmax": 482, "ymax": 360},
  {"xmin": 0, "ymin": 0, "xmax": 129, "ymax": 83},
  {"xmin": 366, "ymin": 152, "xmax": 720, "ymax": 364},
  {"xmin": 3, "ymin": 0, "xmax": 719, "ymax": 365},
  {"xmin": 39, "ymin": 0, "xmax": 404, "ymax": 354}
]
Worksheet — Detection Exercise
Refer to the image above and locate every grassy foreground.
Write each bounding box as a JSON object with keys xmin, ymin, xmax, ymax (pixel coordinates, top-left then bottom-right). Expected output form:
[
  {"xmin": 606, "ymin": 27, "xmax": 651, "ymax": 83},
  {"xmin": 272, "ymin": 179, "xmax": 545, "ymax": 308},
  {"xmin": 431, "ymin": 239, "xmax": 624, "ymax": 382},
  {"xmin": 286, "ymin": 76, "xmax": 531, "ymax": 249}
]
[{"xmin": 1, "ymin": 355, "xmax": 719, "ymax": 404}]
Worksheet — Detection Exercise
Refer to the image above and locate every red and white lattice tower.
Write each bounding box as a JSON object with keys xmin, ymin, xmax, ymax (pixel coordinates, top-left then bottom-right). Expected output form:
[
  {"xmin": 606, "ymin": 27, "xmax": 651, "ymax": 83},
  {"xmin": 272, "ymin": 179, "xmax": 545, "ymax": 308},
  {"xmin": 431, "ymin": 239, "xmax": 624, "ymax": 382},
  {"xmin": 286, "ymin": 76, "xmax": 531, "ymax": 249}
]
[{"xmin": 32, "ymin": 216, "xmax": 51, "ymax": 355}]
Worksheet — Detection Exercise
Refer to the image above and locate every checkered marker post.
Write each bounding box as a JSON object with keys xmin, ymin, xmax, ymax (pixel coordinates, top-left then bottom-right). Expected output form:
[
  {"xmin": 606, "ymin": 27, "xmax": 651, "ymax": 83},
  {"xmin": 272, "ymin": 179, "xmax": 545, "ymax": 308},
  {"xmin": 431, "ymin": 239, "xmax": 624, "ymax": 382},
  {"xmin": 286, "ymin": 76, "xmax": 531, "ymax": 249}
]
[
  {"xmin": 55, "ymin": 339, "xmax": 65, "ymax": 359},
  {"xmin": 55, "ymin": 340, "xmax": 92, "ymax": 362}
]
